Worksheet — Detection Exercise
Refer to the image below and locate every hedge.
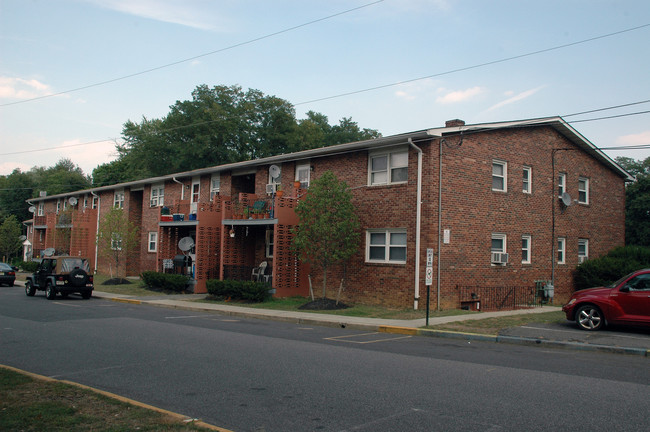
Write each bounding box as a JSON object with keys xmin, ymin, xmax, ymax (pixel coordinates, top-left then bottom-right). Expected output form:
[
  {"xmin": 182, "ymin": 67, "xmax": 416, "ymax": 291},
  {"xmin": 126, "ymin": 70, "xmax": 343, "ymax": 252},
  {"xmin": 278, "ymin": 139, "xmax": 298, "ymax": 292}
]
[
  {"xmin": 140, "ymin": 271, "xmax": 190, "ymax": 292},
  {"xmin": 18, "ymin": 261, "xmax": 39, "ymax": 273},
  {"xmin": 573, "ymin": 246, "xmax": 650, "ymax": 290},
  {"xmin": 206, "ymin": 279, "xmax": 272, "ymax": 302}
]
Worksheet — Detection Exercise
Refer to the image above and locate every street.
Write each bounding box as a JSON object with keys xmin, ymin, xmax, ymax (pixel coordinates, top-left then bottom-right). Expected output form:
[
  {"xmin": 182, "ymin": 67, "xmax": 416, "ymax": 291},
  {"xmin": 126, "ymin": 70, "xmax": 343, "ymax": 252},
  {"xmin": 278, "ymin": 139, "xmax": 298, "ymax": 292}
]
[{"xmin": 1, "ymin": 287, "xmax": 649, "ymax": 432}]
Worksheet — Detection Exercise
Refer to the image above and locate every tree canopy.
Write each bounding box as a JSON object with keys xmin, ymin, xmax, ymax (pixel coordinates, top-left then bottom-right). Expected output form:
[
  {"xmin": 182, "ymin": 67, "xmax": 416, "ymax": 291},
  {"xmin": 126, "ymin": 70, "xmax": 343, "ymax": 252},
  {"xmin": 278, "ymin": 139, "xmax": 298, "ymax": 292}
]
[
  {"xmin": 94, "ymin": 84, "xmax": 380, "ymax": 184},
  {"xmin": 616, "ymin": 156, "xmax": 650, "ymax": 247}
]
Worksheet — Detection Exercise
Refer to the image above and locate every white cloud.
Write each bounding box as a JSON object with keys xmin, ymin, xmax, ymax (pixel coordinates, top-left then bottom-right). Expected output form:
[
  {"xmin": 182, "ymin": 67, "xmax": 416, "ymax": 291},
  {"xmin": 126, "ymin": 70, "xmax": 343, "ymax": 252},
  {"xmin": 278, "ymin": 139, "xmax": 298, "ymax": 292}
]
[
  {"xmin": 616, "ymin": 130, "xmax": 650, "ymax": 146},
  {"xmin": 394, "ymin": 79, "xmax": 441, "ymax": 100},
  {"xmin": 436, "ymin": 86, "xmax": 485, "ymax": 104},
  {"xmin": 488, "ymin": 86, "xmax": 545, "ymax": 111},
  {"xmin": 0, "ymin": 77, "xmax": 53, "ymax": 100},
  {"xmin": 85, "ymin": 0, "xmax": 226, "ymax": 31},
  {"xmin": 0, "ymin": 161, "xmax": 31, "ymax": 176}
]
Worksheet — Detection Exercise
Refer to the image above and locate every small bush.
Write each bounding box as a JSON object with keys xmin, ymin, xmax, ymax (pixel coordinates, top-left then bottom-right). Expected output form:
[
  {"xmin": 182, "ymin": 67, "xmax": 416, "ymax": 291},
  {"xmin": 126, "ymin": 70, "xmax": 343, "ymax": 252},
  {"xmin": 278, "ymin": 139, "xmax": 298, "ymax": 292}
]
[
  {"xmin": 18, "ymin": 261, "xmax": 39, "ymax": 273},
  {"xmin": 140, "ymin": 271, "xmax": 189, "ymax": 292},
  {"xmin": 574, "ymin": 246, "xmax": 650, "ymax": 290},
  {"xmin": 206, "ymin": 279, "xmax": 272, "ymax": 302}
]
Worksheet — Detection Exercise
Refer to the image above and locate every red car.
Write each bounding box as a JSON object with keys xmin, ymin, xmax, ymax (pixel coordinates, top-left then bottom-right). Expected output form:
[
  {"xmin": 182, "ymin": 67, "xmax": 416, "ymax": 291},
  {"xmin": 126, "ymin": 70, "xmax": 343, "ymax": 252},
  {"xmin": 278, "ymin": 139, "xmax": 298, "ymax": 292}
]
[{"xmin": 563, "ymin": 269, "xmax": 650, "ymax": 330}]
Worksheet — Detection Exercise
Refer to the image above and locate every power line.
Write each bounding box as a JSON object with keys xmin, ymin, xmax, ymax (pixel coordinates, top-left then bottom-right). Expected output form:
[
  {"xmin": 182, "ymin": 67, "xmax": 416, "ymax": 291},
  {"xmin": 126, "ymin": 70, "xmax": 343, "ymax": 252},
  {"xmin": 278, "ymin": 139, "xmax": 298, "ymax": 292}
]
[{"xmin": 0, "ymin": 0, "xmax": 385, "ymax": 107}]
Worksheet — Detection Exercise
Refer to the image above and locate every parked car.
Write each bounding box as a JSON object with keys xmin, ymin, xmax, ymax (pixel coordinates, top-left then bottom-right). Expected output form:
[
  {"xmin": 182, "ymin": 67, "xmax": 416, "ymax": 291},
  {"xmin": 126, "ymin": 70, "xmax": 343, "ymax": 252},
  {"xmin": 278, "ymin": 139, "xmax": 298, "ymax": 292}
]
[
  {"xmin": 0, "ymin": 262, "xmax": 16, "ymax": 287},
  {"xmin": 25, "ymin": 256, "xmax": 93, "ymax": 299},
  {"xmin": 562, "ymin": 269, "xmax": 650, "ymax": 330}
]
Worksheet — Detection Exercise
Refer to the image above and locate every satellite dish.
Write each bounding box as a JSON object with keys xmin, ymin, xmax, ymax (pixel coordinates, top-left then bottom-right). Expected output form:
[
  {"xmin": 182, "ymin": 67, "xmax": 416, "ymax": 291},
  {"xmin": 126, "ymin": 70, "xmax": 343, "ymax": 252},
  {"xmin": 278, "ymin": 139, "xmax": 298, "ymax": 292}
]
[
  {"xmin": 28, "ymin": 206, "xmax": 36, "ymax": 213},
  {"xmin": 68, "ymin": 197, "xmax": 78, "ymax": 206},
  {"xmin": 560, "ymin": 192, "xmax": 572, "ymax": 207},
  {"xmin": 178, "ymin": 237, "xmax": 195, "ymax": 252},
  {"xmin": 19, "ymin": 235, "xmax": 27, "ymax": 241},
  {"xmin": 43, "ymin": 248, "xmax": 55, "ymax": 257},
  {"xmin": 269, "ymin": 164, "xmax": 281, "ymax": 181}
]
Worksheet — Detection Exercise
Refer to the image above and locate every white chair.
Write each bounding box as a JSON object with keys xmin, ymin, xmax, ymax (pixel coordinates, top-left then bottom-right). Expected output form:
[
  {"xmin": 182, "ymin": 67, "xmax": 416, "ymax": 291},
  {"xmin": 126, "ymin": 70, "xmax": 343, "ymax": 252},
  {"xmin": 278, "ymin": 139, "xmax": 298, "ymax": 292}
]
[{"xmin": 251, "ymin": 261, "xmax": 268, "ymax": 282}]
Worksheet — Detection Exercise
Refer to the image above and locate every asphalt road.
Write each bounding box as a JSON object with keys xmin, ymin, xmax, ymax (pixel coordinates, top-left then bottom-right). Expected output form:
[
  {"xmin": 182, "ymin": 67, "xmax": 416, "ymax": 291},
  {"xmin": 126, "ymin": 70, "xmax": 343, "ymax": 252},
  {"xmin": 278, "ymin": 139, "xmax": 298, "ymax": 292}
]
[{"xmin": 1, "ymin": 287, "xmax": 649, "ymax": 432}]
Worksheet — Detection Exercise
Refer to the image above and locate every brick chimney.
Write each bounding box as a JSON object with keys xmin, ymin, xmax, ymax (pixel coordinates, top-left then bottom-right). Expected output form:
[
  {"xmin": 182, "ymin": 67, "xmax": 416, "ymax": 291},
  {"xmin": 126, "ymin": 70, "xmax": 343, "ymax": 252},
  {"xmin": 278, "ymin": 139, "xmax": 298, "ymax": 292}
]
[{"xmin": 445, "ymin": 119, "xmax": 465, "ymax": 127}]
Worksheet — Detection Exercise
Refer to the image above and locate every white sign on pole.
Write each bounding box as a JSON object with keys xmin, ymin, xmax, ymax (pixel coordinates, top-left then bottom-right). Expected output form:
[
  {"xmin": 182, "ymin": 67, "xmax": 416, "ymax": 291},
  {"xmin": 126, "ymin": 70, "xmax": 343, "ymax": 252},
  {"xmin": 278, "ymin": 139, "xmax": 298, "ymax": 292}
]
[{"xmin": 425, "ymin": 248, "xmax": 434, "ymax": 286}]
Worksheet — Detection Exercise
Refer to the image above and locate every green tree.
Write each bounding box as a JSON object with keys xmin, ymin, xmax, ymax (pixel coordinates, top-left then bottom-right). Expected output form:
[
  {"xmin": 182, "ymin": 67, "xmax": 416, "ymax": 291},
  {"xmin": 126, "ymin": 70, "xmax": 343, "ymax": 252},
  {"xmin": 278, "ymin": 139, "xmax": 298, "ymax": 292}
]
[
  {"xmin": 0, "ymin": 169, "xmax": 34, "ymax": 223},
  {"xmin": 617, "ymin": 156, "xmax": 650, "ymax": 247},
  {"xmin": 28, "ymin": 158, "xmax": 91, "ymax": 196},
  {"xmin": 291, "ymin": 171, "xmax": 360, "ymax": 299},
  {"xmin": 0, "ymin": 215, "xmax": 22, "ymax": 262},
  {"xmin": 96, "ymin": 208, "xmax": 140, "ymax": 278}
]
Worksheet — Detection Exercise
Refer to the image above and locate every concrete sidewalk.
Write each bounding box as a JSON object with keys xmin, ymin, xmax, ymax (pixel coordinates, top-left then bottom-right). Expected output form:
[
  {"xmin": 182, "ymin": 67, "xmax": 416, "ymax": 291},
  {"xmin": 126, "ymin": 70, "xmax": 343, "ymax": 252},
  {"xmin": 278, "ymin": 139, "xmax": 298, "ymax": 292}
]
[{"xmin": 92, "ymin": 291, "xmax": 650, "ymax": 357}]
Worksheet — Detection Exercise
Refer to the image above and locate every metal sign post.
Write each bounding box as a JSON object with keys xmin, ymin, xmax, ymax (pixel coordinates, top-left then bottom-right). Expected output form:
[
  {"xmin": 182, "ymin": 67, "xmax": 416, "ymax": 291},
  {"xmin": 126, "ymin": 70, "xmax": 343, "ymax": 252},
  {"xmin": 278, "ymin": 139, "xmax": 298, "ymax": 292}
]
[{"xmin": 426, "ymin": 248, "xmax": 434, "ymax": 326}]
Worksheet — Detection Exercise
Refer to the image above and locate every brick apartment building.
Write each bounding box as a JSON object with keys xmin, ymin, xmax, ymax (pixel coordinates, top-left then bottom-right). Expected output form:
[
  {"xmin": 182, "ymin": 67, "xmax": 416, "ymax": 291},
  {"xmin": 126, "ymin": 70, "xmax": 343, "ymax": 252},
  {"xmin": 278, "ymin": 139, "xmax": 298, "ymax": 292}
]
[{"xmin": 23, "ymin": 117, "xmax": 633, "ymax": 309}]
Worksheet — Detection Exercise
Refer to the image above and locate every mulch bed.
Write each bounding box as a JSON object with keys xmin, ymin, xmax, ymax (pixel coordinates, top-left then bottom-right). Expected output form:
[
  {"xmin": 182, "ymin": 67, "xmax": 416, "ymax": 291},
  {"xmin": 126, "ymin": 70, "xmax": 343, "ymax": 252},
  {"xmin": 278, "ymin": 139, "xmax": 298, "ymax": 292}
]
[
  {"xmin": 298, "ymin": 298, "xmax": 349, "ymax": 310},
  {"xmin": 101, "ymin": 278, "xmax": 132, "ymax": 285}
]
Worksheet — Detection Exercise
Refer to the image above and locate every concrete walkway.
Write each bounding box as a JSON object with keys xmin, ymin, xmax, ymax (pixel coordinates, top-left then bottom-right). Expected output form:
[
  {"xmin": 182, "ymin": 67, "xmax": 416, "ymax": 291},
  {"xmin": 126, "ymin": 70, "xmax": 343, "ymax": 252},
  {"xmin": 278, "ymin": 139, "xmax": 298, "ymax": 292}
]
[{"xmin": 93, "ymin": 291, "xmax": 650, "ymax": 357}]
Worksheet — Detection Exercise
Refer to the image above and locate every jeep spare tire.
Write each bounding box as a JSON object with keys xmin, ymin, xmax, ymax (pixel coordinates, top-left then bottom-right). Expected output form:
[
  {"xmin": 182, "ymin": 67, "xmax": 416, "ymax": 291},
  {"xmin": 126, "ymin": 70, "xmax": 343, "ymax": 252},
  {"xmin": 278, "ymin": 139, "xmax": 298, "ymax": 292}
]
[{"xmin": 69, "ymin": 269, "xmax": 88, "ymax": 287}]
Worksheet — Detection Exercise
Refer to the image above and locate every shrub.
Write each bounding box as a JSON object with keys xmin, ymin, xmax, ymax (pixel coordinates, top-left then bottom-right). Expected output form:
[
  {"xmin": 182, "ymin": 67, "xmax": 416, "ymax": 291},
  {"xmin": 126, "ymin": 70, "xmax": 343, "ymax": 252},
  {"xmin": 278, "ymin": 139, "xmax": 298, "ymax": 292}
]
[
  {"xmin": 18, "ymin": 261, "xmax": 39, "ymax": 273},
  {"xmin": 206, "ymin": 279, "xmax": 272, "ymax": 302},
  {"xmin": 140, "ymin": 271, "xmax": 190, "ymax": 292},
  {"xmin": 573, "ymin": 246, "xmax": 650, "ymax": 290}
]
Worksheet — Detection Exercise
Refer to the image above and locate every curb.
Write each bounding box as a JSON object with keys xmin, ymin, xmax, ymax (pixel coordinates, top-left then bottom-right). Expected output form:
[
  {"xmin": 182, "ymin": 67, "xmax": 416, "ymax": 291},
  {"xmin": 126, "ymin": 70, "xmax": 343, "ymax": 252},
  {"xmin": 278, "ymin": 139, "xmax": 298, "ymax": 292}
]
[
  {"xmin": 95, "ymin": 294, "xmax": 650, "ymax": 357},
  {"xmin": 0, "ymin": 364, "xmax": 231, "ymax": 432}
]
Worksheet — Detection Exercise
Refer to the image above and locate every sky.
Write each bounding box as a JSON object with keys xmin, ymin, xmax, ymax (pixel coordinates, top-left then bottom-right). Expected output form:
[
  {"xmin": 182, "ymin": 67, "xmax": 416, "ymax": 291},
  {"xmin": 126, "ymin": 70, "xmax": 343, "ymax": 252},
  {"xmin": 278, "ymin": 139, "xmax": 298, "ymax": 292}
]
[{"xmin": 1, "ymin": 0, "xmax": 649, "ymax": 177}]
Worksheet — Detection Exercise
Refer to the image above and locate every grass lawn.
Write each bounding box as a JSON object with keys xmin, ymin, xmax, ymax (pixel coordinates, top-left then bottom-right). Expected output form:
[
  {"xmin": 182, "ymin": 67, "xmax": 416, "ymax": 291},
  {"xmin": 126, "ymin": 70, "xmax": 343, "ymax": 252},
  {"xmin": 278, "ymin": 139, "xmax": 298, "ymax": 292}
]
[
  {"xmin": 0, "ymin": 367, "xmax": 215, "ymax": 432},
  {"xmin": 426, "ymin": 310, "xmax": 567, "ymax": 335}
]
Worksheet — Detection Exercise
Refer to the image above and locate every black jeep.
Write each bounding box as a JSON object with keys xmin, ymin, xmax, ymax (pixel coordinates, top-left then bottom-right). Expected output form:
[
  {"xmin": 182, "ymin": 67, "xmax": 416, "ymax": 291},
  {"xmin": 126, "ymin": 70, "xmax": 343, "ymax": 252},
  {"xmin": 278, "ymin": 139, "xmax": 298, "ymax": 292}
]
[{"xmin": 25, "ymin": 256, "xmax": 94, "ymax": 300}]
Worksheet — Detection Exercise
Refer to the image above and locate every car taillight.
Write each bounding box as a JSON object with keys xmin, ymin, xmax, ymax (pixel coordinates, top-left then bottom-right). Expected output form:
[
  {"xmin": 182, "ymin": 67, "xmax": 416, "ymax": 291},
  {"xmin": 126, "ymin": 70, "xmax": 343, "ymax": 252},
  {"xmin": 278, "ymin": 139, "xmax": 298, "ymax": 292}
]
[
  {"xmin": 57, "ymin": 276, "xmax": 64, "ymax": 281},
  {"xmin": 7, "ymin": 271, "xmax": 15, "ymax": 276},
  {"xmin": 88, "ymin": 275, "xmax": 93, "ymax": 283}
]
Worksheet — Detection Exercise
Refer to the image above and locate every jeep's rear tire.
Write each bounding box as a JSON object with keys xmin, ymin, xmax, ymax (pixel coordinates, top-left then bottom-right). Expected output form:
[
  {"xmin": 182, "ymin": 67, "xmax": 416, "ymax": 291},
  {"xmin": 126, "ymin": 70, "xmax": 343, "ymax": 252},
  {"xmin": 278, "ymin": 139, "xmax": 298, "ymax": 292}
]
[
  {"xmin": 45, "ymin": 282, "xmax": 56, "ymax": 300},
  {"xmin": 69, "ymin": 268, "xmax": 88, "ymax": 287},
  {"xmin": 25, "ymin": 281, "xmax": 35, "ymax": 297},
  {"xmin": 81, "ymin": 291, "xmax": 92, "ymax": 299}
]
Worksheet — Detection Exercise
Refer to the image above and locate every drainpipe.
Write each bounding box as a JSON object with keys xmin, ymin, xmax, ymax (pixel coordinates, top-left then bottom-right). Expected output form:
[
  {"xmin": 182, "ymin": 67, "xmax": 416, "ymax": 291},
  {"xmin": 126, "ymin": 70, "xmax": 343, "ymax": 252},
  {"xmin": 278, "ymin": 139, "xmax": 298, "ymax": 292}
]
[
  {"xmin": 173, "ymin": 177, "xmax": 184, "ymax": 200},
  {"xmin": 408, "ymin": 138, "xmax": 423, "ymax": 310},
  {"xmin": 91, "ymin": 191, "xmax": 100, "ymax": 274},
  {"xmin": 437, "ymin": 138, "xmax": 443, "ymax": 312}
]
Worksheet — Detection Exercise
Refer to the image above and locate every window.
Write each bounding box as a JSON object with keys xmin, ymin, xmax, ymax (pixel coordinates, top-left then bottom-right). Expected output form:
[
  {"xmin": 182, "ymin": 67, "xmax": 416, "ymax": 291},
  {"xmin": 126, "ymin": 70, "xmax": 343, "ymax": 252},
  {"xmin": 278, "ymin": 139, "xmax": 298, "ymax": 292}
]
[
  {"xmin": 523, "ymin": 166, "xmax": 532, "ymax": 194},
  {"xmin": 522, "ymin": 235, "xmax": 531, "ymax": 264},
  {"xmin": 558, "ymin": 173, "xmax": 566, "ymax": 197},
  {"xmin": 210, "ymin": 174, "xmax": 220, "ymax": 201},
  {"xmin": 492, "ymin": 160, "xmax": 507, "ymax": 192},
  {"xmin": 491, "ymin": 233, "xmax": 507, "ymax": 265},
  {"xmin": 56, "ymin": 200, "xmax": 61, "ymax": 214},
  {"xmin": 38, "ymin": 203, "xmax": 44, "ymax": 216},
  {"xmin": 191, "ymin": 179, "xmax": 200, "ymax": 203},
  {"xmin": 114, "ymin": 191, "xmax": 125, "ymax": 208},
  {"xmin": 578, "ymin": 239, "xmax": 588, "ymax": 263},
  {"xmin": 83, "ymin": 197, "xmax": 88, "ymax": 208},
  {"xmin": 92, "ymin": 196, "xmax": 98, "ymax": 209},
  {"xmin": 369, "ymin": 149, "xmax": 408, "ymax": 186},
  {"xmin": 557, "ymin": 237, "xmax": 566, "ymax": 264},
  {"xmin": 366, "ymin": 229, "xmax": 407, "ymax": 264},
  {"xmin": 150, "ymin": 184, "xmax": 164, "ymax": 207},
  {"xmin": 265, "ymin": 229, "xmax": 274, "ymax": 258},
  {"xmin": 148, "ymin": 232, "xmax": 158, "ymax": 253},
  {"xmin": 111, "ymin": 233, "xmax": 122, "ymax": 250},
  {"xmin": 578, "ymin": 177, "xmax": 589, "ymax": 204},
  {"xmin": 296, "ymin": 164, "xmax": 310, "ymax": 188}
]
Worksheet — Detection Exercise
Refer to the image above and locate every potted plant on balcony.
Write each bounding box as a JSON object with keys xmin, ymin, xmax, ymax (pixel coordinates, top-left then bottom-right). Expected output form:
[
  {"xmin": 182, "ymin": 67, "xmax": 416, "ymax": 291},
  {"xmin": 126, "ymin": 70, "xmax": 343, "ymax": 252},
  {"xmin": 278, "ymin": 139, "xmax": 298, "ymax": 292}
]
[{"xmin": 276, "ymin": 185, "xmax": 284, "ymax": 198}]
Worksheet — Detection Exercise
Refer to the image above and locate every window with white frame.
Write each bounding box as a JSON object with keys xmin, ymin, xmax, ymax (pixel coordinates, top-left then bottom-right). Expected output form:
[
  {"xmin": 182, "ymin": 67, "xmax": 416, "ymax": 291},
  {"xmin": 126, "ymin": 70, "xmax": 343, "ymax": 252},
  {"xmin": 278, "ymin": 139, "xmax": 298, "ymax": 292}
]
[
  {"xmin": 366, "ymin": 229, "xmax": 407, "ymax": 264},
  {"xmin": 83, "ymin": 196, "xmax": 88, "ymax": 208},
  {"xmin": 578, "ymin": 177, "xmax": 589, "ymax": 204},
  {"xmin": 296, "ymin": 163, "xmax": 310, "ymax": 188},
  {"xmin": 557, "ymin": 237, "xmax": 566, "ymax": 264},
  {"xmin": 56, "ymin": 200, "xmax": 61, "ymax": 214},
  {"xmin": 111, "ymin": 232, "xmax": 122, "ymax": 250},
  {"xmin": 491, "ymin": 233, "xmax": 508, "ymax": 265},
  {"xmin": 210, "ymin": 174, "xmax": 220, "ymax": 201},
  {"xmin": 492, "ymin": 160, "xmax": 507, "ymax": 192},
  {"xmin": 191, "ymin": 179, "xmax": 200, "ymax": 203},
  {"xmin": 522, "ymin": 235, "xmax": 531, "ymax": 264},
  {"xmin": 114, "ymin": 191, "xmax": 125, "ymax": 208},
  {"xmin": 578, "ymin": 239, "xmax": 589, "ymax": 263},
  {"xmin": 148, "ymin": 232, "xmax": 158, "ymax": 253},
  {"xmin": 150, "ymin": 184, "xmax": 164, "ymax": 207},
  {"xmin": 265, "ymin": 229, "xmax": 274, "ymax": 258},
  {"xmin": 92, "ymin": 196, "xmax": 98, "ymax": 209},
  {"xmin": 523, "ymin": 166, "xmax": 532, "ymax": 194},
  {"xmin": 558, "ymin": 173, "xmax": 567, "ymax": 197},
  {"xmin": 369, "ymin": 149, "xmax": 408, "ymax": 186},
  {"xmin": 38, "ymin": 202, "xmax": 44, "ymax": 216}
]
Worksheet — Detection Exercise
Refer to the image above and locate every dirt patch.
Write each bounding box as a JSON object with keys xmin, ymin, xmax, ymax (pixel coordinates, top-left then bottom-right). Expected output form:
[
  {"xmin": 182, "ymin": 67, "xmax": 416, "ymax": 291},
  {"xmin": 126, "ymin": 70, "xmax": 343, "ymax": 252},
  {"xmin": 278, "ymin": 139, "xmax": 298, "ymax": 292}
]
[
  {"xmin": 101, "ymin": 278, "xmax": 132, "ymax": 285},
  {"xmin": 299, "ymin": 298, "xmax": 349, "ymax": 310}
]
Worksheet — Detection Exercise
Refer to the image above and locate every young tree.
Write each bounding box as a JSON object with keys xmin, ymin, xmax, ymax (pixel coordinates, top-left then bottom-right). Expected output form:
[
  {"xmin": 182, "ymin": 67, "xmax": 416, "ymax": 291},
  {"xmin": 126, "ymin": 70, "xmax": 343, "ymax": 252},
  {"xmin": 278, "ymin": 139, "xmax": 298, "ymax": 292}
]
[
  {"xmin": 0, "ymin": 215, "xmax": 22, "ymax": 262},
  {"xmin": 96, "ymin": 208, "xmax": 140, "ymax": 278},
  {"xmin": 291, "ymin": 171, "xmax": 360, "ymax": 299}
]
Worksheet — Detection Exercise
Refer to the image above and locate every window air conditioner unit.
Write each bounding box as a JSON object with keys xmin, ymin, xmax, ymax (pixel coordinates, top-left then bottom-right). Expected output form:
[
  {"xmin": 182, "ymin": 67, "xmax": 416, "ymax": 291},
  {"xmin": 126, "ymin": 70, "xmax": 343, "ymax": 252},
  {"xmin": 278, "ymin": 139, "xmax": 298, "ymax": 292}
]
[
  {"xmin": 266, "ymin": 183, "xmax": 278, "ymax": 195},
  {"xmin": 578, "ymin": 256, "xmax": 587, "ymax": 264},
  {"xmin": 491, "ymin": 252, "xmax": 509, "ymax": 265}
]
